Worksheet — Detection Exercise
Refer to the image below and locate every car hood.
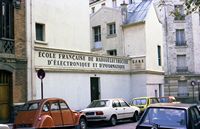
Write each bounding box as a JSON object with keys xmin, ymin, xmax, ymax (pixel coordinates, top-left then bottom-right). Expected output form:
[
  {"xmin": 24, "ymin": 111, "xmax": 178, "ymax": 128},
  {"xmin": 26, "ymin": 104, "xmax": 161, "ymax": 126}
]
[{"xmin": 81, "ymin": 107, "xmax": 108, "ymax": 112}]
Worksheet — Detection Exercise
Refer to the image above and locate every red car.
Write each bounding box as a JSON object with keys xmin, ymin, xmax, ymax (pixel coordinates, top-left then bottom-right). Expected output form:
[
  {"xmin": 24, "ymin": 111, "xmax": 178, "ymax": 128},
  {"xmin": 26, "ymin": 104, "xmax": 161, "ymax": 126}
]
[{"xmin": 13, "ymin": 98, "xmax": 87, "ymax": 129}]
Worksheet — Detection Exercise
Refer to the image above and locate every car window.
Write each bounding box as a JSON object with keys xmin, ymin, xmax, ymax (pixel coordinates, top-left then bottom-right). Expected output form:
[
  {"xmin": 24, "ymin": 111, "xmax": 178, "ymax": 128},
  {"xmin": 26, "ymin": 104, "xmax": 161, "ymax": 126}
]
[
  {"xmin": 20, "ymin": 102, "xmax": 40, "ymax": 111},
  {"xmin": 151, "ymin": 98, "xmax": 159, "ymax": 104},
  {"xmin": 119, "ymin": 100, "xmax": 129, "ymax": 107},
  {"xmin": 112, "ymin": 100, "xmax": 120, "ymax": 108},
  {"xmin": 190, "ymin": 107, "xmax": 200, "ymax": 124},
  {"xmin": 159, "ymin": 98, "xmax": 169, "ymax": 103},
  {"xmin": 132, "ymin": 99, "xmax": 147, "ymax": 105},
  {"xmin": 51, "ymin": 102, "xmax": 60, "ymax": 111},
  {"xmin": 87, "ymin": 100, "xmax": 109, "ymax": 108},
  {"xmin": 60, "ymin": 101, "xmax": 69, "ymax": 110},
  {"xmin": 142, "ymin": 108, "xmax": 186, "ymax": 127},
  {"xmin": 42, "ymin": 102, "xmax": 50, "ymax": 112}
]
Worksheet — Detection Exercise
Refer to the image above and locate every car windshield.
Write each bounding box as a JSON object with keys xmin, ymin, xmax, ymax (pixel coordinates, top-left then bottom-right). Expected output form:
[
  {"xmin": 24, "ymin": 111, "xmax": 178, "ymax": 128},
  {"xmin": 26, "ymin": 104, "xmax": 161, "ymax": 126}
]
[
  {"xmin": 20, "ymin": 102, "xmax": 40, "ymax": 111},
  {"xmin": 159, "ymin": 98, "xmax": 169, "ymax": 103},
  {"xmin": 132, "ymin": 99, "xmax": 147, "ymax": 105},
  {"xmin": 87, "ymin": 100, "xmax": 109, "ymax": 108},
  {"xmin": 141, "ymin": 107, "xmax": 186, "ymax": 128}
]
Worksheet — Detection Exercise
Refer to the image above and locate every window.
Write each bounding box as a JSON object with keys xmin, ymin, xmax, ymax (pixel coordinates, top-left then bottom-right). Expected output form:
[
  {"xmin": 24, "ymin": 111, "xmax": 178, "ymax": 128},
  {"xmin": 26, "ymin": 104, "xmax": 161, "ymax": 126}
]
[
  {"xmin": 174, "ymin": 5, "xmax": 185, "ymax": 20},
  {"xmin": 107, "ymin": 49, "xmax": 117, "ymax": 56},
  {"xmin": 112, "ymin": 0, "xmax": 117, "ymax": 8},
  {"xmin": 36, "ymin": 23, "xmax": 45, "ymax": 41},
  {"xmin": 91, "ymin": 7, "xmax": 95, "ymax": 13},
  {"xmin": 176, "ymin": 29, "xmax": 186, "ymax": 46},
  {"xmin": 177, "ymin": 55, "xmax": 188, "ymax": 72},
  {"xmin": 107, "ymin": 22, "xmax": 116, "ymax": 35},
  {"xmin": 93, "ymin": 26, "xmax": 101, "ymax": 42},
  {"xmin": 157, "ymin": 45, "xmax": 161, "ymax": 66},
  {"xmin": 0, "ymin": 1, "xmax": 14, "ymax": 38},
  {"xmin": 178, "ymin": 80, "xmax": 188, "ymax": 97},
  {"xmin": 50, "ymin": 102, "xmax": 60, "ymax": 110},
  {"xmin": 60, "ymin": 102, "xmax": 69, "ymax": 110}
]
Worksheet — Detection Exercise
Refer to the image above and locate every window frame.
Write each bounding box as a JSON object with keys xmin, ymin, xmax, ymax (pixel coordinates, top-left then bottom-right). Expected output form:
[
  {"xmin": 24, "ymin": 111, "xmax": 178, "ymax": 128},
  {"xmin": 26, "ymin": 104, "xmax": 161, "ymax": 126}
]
[
  {"xmin": 176, "ymin": 29, "xmax": 186, "ymax": 46},
  {"xmin": 107, "ymin": 22, "xmax": 116, "ymax": 36},
  {"xmin": 35, "ymin": 23, "xmax": 45, "ymax": 42}
]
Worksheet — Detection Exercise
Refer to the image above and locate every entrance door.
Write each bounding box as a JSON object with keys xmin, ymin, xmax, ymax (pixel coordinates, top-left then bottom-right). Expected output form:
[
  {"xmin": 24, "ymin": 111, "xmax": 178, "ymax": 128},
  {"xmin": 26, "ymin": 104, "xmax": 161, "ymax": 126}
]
[
  {"xmin": 0, "ymin": 70, "xmax": 12, "ymax": 123},
  {"xmin": 90, "ymin": 77, "xmax": 100, "ymax": 102}
]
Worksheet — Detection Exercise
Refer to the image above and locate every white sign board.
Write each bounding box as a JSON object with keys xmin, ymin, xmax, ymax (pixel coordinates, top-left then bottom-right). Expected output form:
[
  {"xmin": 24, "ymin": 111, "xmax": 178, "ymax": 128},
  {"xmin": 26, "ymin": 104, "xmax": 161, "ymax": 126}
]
[{"xmin": 35, "ymin": 50, "xmax": 130, "ymax": 72}]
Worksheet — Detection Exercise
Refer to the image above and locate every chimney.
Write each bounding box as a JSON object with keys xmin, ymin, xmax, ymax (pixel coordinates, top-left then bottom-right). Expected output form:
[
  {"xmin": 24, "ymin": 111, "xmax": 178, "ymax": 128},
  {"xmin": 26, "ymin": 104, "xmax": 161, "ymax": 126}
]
[{"xmin": 121, "ymin": 1, "xmax": 128, "ymax": 24}]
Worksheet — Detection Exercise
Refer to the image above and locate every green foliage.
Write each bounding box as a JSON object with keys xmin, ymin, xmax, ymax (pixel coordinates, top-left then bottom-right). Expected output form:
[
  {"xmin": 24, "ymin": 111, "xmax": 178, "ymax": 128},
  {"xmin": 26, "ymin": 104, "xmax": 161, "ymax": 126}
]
[{"xmin": 185, "ymin": 0, "xmax": 200, "ymax": 14}]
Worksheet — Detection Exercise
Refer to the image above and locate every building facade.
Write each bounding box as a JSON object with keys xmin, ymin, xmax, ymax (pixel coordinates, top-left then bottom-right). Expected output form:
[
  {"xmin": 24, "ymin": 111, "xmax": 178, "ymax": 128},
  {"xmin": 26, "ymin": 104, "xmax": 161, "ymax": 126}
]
[
  {"xmin": 90, "ymin": 0, "xmax": 164, "ymax": 98},
  {"xmin": 0, "ymin": 0, "xmax": 27, "ymax": 123},
  {"xmin": 155, "ymin": 0, "xmax": 200, "ymax": 102}
]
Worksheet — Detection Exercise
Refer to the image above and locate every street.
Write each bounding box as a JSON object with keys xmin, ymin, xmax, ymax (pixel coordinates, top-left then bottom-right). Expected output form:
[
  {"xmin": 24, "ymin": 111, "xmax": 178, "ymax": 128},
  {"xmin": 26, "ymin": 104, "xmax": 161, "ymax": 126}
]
[{"xmin": 87, "ymin": 120, "xmax": 138, "ymax": 129}]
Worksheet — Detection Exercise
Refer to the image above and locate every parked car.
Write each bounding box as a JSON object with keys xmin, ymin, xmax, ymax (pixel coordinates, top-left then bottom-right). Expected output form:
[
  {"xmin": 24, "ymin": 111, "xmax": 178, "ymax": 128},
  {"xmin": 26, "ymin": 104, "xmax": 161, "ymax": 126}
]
[
  {"xmin": 0, "ymin": 124, "xmax": 9, "ymax": 129},
  {"xmin": 136, "ymin": 103, "xmax": 200, "ymax": 129},
  {"xmin": 13, "ymin": 98, "xmax": 87, "ymax": 129},
  {"xmin": 158, "ymin": 96, "xmax": 180, "ymax": 103},
  {"xmin": 130, "ymin": 97, "xmax": 159, "ymax": 114},
  {"xmin": 81, "ymin": 98, "xmax": 140, "ymax": 126}
]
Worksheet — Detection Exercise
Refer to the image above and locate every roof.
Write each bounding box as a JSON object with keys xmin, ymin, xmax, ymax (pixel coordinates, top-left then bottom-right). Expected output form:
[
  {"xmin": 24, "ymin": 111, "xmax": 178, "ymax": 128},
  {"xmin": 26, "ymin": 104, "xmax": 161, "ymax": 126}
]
[
  {"xmin": 132, "ymin": 96, "xmax": 157, "ymax": 100},
  {"xmin": 126, "ymin": 0, "xmax": 153, "ymax": 24},
  {"xmin": 149, "ymin": 103, "xmax": 197, "ymax": 109}
]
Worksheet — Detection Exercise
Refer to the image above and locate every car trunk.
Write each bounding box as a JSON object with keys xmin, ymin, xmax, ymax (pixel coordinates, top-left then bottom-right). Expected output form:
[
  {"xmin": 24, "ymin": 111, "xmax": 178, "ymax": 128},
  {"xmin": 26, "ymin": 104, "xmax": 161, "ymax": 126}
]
[{"xmin": 14, "ymin": 110, "xmax": 38, "ymax": 127}]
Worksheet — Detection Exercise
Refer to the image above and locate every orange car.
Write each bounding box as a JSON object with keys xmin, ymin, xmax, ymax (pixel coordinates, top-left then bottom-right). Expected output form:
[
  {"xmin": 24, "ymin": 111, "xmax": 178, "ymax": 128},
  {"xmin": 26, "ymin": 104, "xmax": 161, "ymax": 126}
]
[{"xmin": 13, "ymin": 98, "xmax": 87, "ymax": 129}]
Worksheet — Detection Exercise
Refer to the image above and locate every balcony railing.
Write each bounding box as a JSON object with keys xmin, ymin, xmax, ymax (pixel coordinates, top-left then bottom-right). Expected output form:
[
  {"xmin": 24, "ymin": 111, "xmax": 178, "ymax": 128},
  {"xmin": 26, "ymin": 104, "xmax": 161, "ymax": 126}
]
[
  {"xmin": 0, "ymin": 38, "xmax": 14, "ymax": 54},
  {"xmin": 131, "ymin": 56, "xmax": 146, "ymax": 71},
  {"xmin": 176, "ymin": 66, "xmax": 188, "ymax": 73}
]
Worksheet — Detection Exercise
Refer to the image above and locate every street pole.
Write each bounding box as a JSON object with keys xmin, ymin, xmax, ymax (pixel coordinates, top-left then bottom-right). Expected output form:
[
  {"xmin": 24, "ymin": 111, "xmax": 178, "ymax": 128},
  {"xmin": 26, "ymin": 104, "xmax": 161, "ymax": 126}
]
[
  {"xmin": 198, "ymin": 80, "xmax": 200, "ymax": 101},
  {"xmin": 41, "ymin": 79, "xmax": 43, "ymax": 99}
]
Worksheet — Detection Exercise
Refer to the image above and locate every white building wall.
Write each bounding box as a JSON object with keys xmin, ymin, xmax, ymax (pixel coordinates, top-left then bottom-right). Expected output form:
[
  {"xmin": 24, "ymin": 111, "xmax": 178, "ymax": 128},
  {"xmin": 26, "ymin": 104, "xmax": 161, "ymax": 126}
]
[
  {"xmin": 145, "ymin": 5, "xmax": 164, "ymax": 72},
  {"xmin": 90, "ymin": 7, "xmax": 124, "ymax": 56},
  {"xmin": 130, "ymin": 74, "xmax": 147, "ymax": 98},
  {"xmin": 35, "ymin": 72, "xmax": 91, "ymax": 110},
  {"xmin": 26, "ymin": 0, "xmax": 91, "ymax": 100},
  {"xmin": 100, "ymin": 74, "xmax": 131, "ymax": 101},
  {"xmin": 90, "ymin": 0, "xmax": 130, "ymax": 13},
  {"xmin": 124, "ymin": 24, "xmax": 146, "ymax": 57},
  {"xmin": 30, "ymin": 0, "xmax": 90, "ymax": 52},
  {"xmin": 192, "ymin": 13, "xmax": 200, "ymax": 73},
  {"xmin": 35, "ymin": 72, "xmax": 131, "ymax": 110}
]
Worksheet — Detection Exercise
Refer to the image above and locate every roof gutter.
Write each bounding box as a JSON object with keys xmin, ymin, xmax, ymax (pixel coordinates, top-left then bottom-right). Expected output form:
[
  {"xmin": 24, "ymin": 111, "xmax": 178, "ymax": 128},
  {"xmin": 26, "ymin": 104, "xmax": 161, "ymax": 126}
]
[{"xmin": 121, "ymin": 21, "xmax": 145, "ymax": 28}]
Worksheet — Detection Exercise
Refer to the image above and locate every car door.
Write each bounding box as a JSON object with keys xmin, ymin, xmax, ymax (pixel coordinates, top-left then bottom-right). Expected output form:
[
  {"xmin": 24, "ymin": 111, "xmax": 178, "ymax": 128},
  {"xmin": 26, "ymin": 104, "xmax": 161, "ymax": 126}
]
[
  {"xmin": 189, "ymin": 106, "xmax": 200, "ymax": 129},
  {"xmin": 50, "ymin": 101, "xmax": 63, "ymax": 126},
  {"xmin": 112, "ymin": 100, "xmax": 124, "ymax": 119},
  {"xmin": 59, "ymin": 101, "xmax": 74, "ymax": 126},
  {"xmin": 119, "ymin": 99, "xmax": 133, "ymax": 119}
]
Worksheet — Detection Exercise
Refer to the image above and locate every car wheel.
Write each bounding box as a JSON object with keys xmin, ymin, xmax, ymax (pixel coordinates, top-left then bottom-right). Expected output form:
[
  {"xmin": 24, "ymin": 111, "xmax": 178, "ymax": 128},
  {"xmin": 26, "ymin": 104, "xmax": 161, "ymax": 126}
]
[
  {"xmin": 132, "ymin": 112, "xmax": 139, "ymax": 122},
  {"xmin": 76, "ymin": 117, "xmax": 87, "ymax": 129},
  {"xmin": 109, "ymin": 115, "xmax": 117, "ymax": 126}
]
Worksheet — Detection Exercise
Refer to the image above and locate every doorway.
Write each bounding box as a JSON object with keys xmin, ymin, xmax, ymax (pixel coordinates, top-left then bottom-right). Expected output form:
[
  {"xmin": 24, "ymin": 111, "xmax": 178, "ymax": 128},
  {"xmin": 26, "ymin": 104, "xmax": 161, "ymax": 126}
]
[
  {"xmin": 90, "ymin": 77, "xmax": 100, "ymax": 102},
  {"xmin": 0, "ymin": 70, "xmax": 12, "ymax": 123}
]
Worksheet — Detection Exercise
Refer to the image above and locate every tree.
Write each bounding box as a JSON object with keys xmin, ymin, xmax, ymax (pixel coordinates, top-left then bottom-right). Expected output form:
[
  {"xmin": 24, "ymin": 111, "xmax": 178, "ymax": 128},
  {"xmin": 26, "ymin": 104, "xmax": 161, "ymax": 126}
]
[{"xmin": 185, "ymin": 0, "xmax": 200, "ymax": 14}]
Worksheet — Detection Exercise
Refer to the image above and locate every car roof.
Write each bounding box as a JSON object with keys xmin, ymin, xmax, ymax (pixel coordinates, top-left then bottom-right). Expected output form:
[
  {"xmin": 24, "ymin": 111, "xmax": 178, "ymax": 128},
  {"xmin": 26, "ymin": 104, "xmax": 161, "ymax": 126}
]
[
  {"xmin": 132, "ymin": 97, "xmax": 157, "ymax": 100},
  {"xmin": 93, "ymin": 98, "xmax": 125, "ymax": 101},
  {"xmin": 148, "ymin": 103, "xmax": 197, "ymax": 109},
  {"xmin": 26, "ymin": 98, "xmax": 66, "ymax": 103}
]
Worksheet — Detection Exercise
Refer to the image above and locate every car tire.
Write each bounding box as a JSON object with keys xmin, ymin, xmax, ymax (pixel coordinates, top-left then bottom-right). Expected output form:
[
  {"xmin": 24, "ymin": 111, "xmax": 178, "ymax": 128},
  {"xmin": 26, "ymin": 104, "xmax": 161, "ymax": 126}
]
[
  {"xmin": 109, "ymin": 115, "xmax": 117, "ymax": 126},
  {"xmin": 132, "ymin": 111, "xmax": 139, "ymax": 122},
  {"xmin": 76, "ymin": 117, "xmax": 87, "ymax": 129}
]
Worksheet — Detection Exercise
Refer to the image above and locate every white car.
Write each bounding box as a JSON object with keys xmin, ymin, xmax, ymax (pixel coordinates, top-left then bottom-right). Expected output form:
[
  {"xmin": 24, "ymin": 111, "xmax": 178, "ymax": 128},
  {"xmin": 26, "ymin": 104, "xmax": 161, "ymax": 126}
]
[
  {"xmin": 0, "ymin": 124, "xmax": 9, "ymax": 129},
  {"xmin": 81, "ymin": 98, "xmax": 140, "ymax": 126}
]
